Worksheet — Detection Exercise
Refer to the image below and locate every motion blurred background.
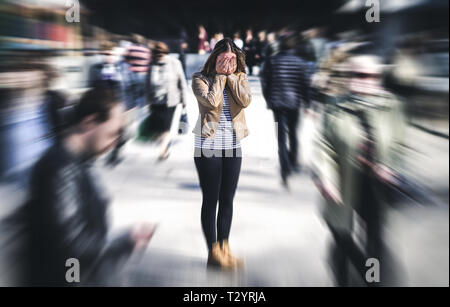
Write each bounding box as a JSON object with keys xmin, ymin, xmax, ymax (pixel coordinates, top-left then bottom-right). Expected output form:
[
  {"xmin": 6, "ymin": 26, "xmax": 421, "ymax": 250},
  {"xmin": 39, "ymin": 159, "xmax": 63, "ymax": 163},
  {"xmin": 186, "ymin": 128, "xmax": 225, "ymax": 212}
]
[{"xmin": 0, "ymin": 0, "xmax": 448, "ymax": 286}]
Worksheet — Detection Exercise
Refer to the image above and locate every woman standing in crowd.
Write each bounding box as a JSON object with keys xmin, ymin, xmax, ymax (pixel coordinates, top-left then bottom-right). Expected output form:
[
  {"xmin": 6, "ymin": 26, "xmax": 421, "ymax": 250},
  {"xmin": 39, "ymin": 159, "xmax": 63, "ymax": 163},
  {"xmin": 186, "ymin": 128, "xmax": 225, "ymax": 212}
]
[{"xmin": 191, "ymin": 38, "xmax": 252, "ymax": 269}]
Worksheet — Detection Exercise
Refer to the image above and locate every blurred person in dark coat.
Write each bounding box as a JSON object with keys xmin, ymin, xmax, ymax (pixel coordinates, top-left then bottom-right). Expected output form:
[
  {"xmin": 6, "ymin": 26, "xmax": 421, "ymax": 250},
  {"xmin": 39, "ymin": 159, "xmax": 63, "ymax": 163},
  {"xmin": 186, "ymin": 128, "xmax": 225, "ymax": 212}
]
[
  {"xmin": 14, "ymin": 87, "xmax": 156, "ymax": 286},
  {"xmin": 243, "ymin": 29, "xmax": 257, "ymax": 76},
  {"xmin": 178, "ymin": 29, "xmax": 189, "ymax": 78},
  {"xmin": 260, "ymin": 33, "xmax": 311, "ymax": 187},
  {"xmin": 255, "ymin": 31, "xmax": 267, "ymax": 68}
]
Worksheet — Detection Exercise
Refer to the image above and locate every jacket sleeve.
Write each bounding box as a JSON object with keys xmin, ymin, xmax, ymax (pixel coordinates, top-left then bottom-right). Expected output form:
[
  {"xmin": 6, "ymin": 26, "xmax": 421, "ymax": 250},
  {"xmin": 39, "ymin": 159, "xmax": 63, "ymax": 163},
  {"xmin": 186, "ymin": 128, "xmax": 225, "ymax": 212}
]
[
  {"xmin": 226, "ymin": 73, "xmax": 252, "ymax": 108},
  {"xmin": 191, "ymin": 73, "xmax": 227, "ymax": 109}
]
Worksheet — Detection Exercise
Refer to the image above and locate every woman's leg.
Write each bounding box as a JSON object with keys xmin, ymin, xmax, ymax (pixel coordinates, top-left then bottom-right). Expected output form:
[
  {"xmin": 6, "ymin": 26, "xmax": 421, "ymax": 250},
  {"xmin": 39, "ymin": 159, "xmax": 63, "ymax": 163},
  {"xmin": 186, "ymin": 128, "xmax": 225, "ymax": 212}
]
[
  {"xmin": 158, "ymin": 106, "xmax": 176, "ymax": 160},
  {"xmin": 217, "ymin": 152, "xmax": 242, "ymax": 243},
  {"xmin": 194, "ymin": 155, "xmax": 222, "ymax": 250},
  {"xmin": 158, "ymin": 132, "xmax": 171, "ymax": 159}
]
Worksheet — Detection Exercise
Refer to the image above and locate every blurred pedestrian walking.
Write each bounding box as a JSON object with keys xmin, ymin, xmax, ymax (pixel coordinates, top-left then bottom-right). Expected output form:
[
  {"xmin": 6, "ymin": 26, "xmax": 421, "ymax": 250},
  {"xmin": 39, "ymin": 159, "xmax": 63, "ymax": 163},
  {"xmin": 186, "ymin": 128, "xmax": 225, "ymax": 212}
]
[
  {"xmin": 89, "ymin": 41, "xmax": 133, "ymax": 167},
  {"xmin": 260, "ymin": 33, "xmax": 311, "ymax": 187},
  {"xmin": 198, "ymin": 25, "xmax": 210, "ymax": 54},
  {"xmin": 89, "ymin": 41, "xmax": 125, "ymax": 90},
  {"xmin": 210, "ymin": 33, "xmax": 224, "ymax": 52},
  {"xmin": 124, "ymin": 34, "xmax": 151, "ymax": 110},
  {"xmin": 313, "ymin": 54, "xmax": 407, "ymax": 286},
  {"xmin": 255, "ymin": 31, "xmax": 267, "ymax": 68},
  {"xmin": 233, "ymin": 32, "xmax": 244, "ymax": 49},
  {"xmin": 146, "ymin": 42, "xmax": 188, "ymax": 160},
  {"xmin": 12, "ymin": 87, "xmax": 156, "ymax": 286},
  {"xmin": 244, "ymin": 29, "xmax": 257, "ymax": 75},
  {"xmin": 178, "ymin": 28, "xmax": 190, "ymax": 78},
  {"xmin": 264, "ymin": 32, "xmax": 280, "ymax": 58}
]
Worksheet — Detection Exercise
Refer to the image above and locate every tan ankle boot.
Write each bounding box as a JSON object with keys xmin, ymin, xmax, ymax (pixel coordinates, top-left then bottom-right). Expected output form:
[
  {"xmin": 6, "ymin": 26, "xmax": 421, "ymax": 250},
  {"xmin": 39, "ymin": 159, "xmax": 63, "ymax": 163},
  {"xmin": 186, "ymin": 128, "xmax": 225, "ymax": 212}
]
[
  {"xmin": 207, "ymin": 242, "xmax": 233, "ymax": 269},
  {"xmin": 221, "ymin": 240, "xmax": 244, "ymax": 268}
]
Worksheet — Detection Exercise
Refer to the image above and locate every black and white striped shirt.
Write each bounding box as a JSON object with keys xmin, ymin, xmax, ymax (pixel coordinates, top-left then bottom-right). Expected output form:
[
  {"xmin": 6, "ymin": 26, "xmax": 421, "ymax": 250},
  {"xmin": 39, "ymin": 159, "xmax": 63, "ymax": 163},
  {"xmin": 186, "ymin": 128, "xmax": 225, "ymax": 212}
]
[{"xmin": 195, "ymin": 90, "xmax": 241, "ymax": 150}]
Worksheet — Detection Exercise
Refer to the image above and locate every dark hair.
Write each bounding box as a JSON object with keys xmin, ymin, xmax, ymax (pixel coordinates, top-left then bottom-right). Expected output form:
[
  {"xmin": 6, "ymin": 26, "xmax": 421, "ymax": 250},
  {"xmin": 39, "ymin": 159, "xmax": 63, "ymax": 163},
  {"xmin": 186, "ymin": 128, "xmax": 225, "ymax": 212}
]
[
  {"xmin": 279, "ymin": 32, "xmax": 297, "ymax": 51},
  {"xmin": 297, "ymin": 39, "xmax": 317, "ymax": 62},
  {"xmin": 152, "ymin": 41, "xmax": 170, "ymax": 62},
  {"xmin": 71, "ymin": 87, "xmax": 122, "ymax": 126},
  {"xmin": 201, "ymin": 38, "xmax": 246, "ymax": 77}
]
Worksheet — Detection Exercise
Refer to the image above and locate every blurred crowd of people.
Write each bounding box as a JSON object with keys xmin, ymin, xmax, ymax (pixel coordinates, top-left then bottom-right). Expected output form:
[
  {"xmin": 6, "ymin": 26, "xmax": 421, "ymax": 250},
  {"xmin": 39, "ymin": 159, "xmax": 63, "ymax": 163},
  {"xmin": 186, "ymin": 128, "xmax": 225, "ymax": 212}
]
[
  {"xmin": 0, "ymin": 30, "xmax": 190, "ymax": 285},
  {"xmin": 197, "ymin": 26, "xmax": 276, "ymax": 76},
  {"xmin": 0, "ymin": 0, "xmax": 448, "ymax": 287}
]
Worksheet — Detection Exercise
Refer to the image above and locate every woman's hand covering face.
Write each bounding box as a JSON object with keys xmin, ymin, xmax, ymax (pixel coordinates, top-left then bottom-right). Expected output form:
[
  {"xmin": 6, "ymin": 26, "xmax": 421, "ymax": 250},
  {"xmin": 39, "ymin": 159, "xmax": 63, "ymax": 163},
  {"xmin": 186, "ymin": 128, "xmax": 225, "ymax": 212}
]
[{"xmin": 216, "ymin": 52, "xmax": 237, "ymax": 75}]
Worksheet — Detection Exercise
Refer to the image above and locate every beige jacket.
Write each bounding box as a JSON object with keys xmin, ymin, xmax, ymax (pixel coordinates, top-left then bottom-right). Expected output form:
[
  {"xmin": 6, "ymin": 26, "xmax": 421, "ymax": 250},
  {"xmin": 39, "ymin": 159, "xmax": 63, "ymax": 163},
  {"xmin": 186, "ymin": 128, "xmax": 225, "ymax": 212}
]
[
  {"xmin": 191, "ymin": 72, "xmax": 252, "ymax": 141},
  {"xmin": 147, "ymin": 55, "xmax": 188, "ymax": 108}
]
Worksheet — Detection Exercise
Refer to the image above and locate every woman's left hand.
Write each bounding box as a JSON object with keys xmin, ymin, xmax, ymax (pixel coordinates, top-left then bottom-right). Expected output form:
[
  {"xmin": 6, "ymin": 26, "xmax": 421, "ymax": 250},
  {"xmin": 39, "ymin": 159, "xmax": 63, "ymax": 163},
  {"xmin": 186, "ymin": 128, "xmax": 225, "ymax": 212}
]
[
  {"xmin": 224, "ymin": 57, "xmax": 237, "ymax": 75},
  {"xmin": 217, "ymin": 53, "xmax": 237, "ymax": 75}
]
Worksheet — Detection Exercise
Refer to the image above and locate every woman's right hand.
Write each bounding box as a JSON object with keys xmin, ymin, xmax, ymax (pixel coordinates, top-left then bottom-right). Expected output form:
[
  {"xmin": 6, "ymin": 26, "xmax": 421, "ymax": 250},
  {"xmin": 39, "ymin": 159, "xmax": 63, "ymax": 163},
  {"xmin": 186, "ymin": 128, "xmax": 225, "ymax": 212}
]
[
  {"xmin": 215, "ymin": 55, "xmax": 228, "ymax": 74},
  {"xmin": 216, "ymin": 54, "xmax": 237, "ymax": 75}
]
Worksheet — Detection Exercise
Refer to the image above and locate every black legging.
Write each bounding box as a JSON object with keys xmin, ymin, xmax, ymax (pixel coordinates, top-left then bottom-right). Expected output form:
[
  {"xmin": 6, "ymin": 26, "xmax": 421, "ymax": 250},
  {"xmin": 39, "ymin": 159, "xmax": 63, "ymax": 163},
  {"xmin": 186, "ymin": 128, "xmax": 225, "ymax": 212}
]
[{"xmin": 194, "ymin": 148, "xmax": 242, "ymax": 251}]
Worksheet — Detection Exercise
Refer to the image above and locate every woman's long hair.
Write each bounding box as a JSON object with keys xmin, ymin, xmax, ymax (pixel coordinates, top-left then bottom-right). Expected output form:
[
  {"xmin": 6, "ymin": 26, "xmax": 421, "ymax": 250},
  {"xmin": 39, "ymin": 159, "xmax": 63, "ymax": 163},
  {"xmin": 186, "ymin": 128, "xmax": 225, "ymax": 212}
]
[{"xmin": 201, "ymin": 38, "xmax": 246, "ymax": 77}]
